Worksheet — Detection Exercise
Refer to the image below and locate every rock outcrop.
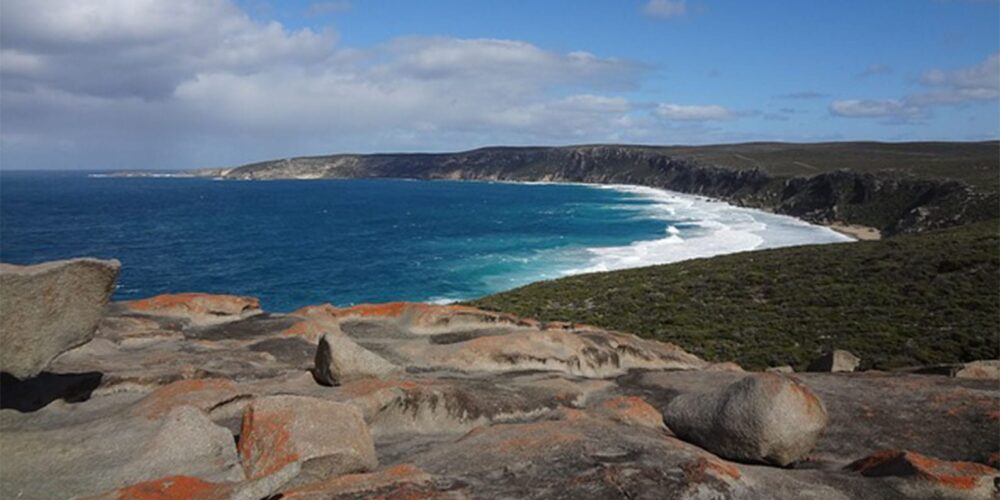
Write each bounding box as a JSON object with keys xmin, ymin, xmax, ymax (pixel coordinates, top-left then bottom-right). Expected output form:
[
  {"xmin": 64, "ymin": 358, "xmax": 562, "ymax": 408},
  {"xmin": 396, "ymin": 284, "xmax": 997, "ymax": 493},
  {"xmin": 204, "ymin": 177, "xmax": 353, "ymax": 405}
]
[
  {"xmin": 2, "ymin": 287, "xmax": 997, "ymax": 499},
  {"xmin": 663, "ymin": 374, "xmax": 829, "ymax": 466},
  {"xmin": 0, "ymin": 258, "xmax": 120, "ymax": 378},
  {"xmin": 808, "ymin": 350, "xmax": 861, "ymax": 373},
  {"xmin": 124, "ymin": 292, "xmax": 262, "ymax": 325}
]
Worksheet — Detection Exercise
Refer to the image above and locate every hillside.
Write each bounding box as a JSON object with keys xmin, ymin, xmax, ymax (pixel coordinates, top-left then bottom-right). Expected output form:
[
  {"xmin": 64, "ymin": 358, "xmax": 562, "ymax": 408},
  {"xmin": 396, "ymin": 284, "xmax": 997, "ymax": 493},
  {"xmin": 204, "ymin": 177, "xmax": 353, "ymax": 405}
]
[{"xmin": 470, "ymin": 220, "xmax": 1000, "ymax": 370}]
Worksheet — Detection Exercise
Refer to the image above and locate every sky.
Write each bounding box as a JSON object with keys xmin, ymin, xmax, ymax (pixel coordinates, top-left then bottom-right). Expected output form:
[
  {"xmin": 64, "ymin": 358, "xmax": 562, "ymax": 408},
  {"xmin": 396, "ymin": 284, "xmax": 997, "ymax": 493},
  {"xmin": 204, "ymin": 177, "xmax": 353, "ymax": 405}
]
[{"xmin": 1, "ymin": 0, "xmax": 998, "ymax": 170}]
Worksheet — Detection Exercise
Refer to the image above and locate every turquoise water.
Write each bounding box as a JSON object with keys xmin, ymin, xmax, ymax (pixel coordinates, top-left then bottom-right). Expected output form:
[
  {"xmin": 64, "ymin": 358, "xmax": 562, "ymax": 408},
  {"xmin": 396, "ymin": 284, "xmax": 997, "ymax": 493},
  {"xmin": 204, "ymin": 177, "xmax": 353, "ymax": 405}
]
[{"xmin": 0, "ymin": 172, "xmax": 849, "ymax": 311}]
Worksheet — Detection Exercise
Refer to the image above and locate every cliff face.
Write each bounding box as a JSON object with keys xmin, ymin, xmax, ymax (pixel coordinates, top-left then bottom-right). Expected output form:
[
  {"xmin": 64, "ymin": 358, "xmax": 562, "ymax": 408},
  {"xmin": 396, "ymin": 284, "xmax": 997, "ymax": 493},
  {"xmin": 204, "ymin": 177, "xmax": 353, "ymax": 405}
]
[{"xmin": 214, "ymin": 145, "xmax": 998, "ymax": 236}]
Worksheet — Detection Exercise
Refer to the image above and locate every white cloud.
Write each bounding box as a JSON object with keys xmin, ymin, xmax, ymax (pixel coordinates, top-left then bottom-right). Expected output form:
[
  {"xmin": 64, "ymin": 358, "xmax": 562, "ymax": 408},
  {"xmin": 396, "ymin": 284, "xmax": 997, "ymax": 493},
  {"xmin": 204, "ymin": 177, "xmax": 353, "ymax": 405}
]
[
  {"xmin": 829, "ymin": 99, "xmax": 922, "ymax": 119},
  {"xmin": 830, "ymin": 53, "xmax": 998, "ymax": 122},
  {"xmin": 643, "ymin": 0, "xmax": 687, "ymax": 19},
  {"xmin": 0, "ymin": 0, "xmax": 336, "ymax": 99},
  {"xmin": 655, "ymin": 103, "xmax": 734, "ymax": 121},
  {"xmin": 915, "ymin": 53, "xmax": 1000, "ymax": 104},
  {"xmin": 0, "ymin": 0, "xmax": 665, "ymax": 169}
]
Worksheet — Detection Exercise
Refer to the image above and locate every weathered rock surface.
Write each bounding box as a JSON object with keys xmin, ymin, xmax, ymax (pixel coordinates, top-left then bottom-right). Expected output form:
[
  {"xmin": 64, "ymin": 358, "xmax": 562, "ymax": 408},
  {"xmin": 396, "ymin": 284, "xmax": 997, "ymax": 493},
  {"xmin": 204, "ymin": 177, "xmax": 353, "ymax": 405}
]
[
  {"xmin": 0, "ymin": 405, "xmax": 242, "ymax": 499},
  {"xmin": 2, "ymin": 291, "xmax": 997, "ymax": 499},
  {"xmin": 663, "ymin": 374, "xmax": 829, "ymax": 466},
  {"xmin": 124, "ymin": 292, "xmax": 262, "ymax": 325},
  {"xmin": 314, "ymin": 332, "xmax": 402, "ymax": 386},
  {"xmin": 238, "ymin": 395, "xmax": 377, "ymax": 487},
  {"xmin": 847, "ymin": 450, "xmax": 999, "ymax": 499},
  {"xmin": 0, "ymin": 258, "xmax": 120, "ymax": 378},
  {"xmin": 807, "ymin": 349, "xmax": 861, "ymax": 372},
  {"xmin": 955, "ymin": 359, "xmax": 1000, "ymax": 380}
]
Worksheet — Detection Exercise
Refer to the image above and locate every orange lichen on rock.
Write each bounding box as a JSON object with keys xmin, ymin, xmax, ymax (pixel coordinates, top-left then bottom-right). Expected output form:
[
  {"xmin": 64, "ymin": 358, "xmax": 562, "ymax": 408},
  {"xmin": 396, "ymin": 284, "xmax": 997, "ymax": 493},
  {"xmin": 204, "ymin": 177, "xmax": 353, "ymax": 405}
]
[
  {"xmin": 83, "ymin": 475, "xmax": 231, "ymax": 500},
  {"xmin": 928, "ymin": 391, "xmax": 996, "ymax": 419},
  {"xmin": 338, "ymin": 377, "xmax": 423, "ymax": 398},
  {"xmin": 292, "ymin": 301, "xmax": 535, "ymax": 330},
  {"xmin": 239, "ymin": 405, "xmax": 299, "ymax": 479},
  {"xmin": 471, "ymin": 419, "xmax": 586, "ymax": 458},
  {"xmin": 278, "ymin": 319, "xmax": 330, "ymax": 343},
  {"xmin": 129, "ymin": 378, "xmax": 240, "ymax": 419},
  {"xmin": 127, "ymin": 292, "xmax": 259, "ymax": 313},
  {"xmin": 681, "ymin": 457, "xmax": 743, "ymax": 483},
  {"xmin": 597, "ymin": 396, "xmax": 665, "ymax": 429},
  {"xmin": 125, "ymin": 293, "xmax": 261, "ymax": 322},
  {"xmin": 280, "ymin": 464, "xmax": 431, "ymax": 499},
  {"xmin": 848, "ymin": 450, "xmax": 999, "ymax": 491}
]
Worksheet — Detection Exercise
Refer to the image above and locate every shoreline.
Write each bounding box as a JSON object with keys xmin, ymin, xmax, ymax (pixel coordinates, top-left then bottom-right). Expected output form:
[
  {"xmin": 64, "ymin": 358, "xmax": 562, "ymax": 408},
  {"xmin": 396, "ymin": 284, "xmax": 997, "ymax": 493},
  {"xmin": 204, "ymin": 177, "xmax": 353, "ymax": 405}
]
[{"xmin": 826, "ymin": 223, "xmax": 882, "ymax": 241}]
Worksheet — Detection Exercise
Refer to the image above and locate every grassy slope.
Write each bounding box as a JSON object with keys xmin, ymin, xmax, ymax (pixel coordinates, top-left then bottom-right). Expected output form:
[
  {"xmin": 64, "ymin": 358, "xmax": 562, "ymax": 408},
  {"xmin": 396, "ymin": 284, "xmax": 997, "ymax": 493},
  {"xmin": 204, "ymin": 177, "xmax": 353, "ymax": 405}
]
[
  {"xmin": 652, "ymin": 141, "xmax": 1000, "ymax": 191},
  {"xmin": 470, "ymin": 221, "xmax": 1000, "ymax": 370}
]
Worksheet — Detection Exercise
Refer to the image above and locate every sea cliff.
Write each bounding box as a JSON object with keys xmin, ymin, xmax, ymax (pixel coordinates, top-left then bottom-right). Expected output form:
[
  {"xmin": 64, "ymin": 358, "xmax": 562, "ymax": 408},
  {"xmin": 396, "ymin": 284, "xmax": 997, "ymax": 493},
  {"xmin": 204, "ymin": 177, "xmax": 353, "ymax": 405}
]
[{"xmin": 186, "ymin": 143, "xmax": 999, "ymax": 236}]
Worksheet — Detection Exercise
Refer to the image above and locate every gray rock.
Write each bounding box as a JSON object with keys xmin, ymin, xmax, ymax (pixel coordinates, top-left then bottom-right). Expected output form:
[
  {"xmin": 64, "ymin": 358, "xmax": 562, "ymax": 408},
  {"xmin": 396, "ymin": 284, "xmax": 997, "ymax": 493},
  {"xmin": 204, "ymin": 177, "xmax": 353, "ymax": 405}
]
[
  {"xmin": 807, "ymin": 350, "xmax": 861, "ymax": 373},
  {"xmin": 238, "ymin": 395, "xmax": 378, "ymax": 488},
  {"xmin": 0, "ymin": 405, "xmax": 242, "ymax": 499},
  {"xmin": 954, "ymin": 359, "xmax": 999, "ymax": 380},
  {"xmin": 314, "ymin": 332, "xmax": 402, "ymax": 386},
  {"xmin": 0, "ymin": 258, "xmax": 120, "ymax": 378},
  {"xmin": 663, "ymin": 374, "xmax": 829, "ymax": 466}
]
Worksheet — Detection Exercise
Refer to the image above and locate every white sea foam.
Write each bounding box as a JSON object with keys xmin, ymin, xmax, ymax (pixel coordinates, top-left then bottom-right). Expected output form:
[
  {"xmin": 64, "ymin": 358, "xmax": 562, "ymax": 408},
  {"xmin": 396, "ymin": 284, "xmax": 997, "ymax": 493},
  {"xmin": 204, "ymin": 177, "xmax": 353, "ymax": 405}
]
[{"xmin": 561, "ymin": 184, "xmax": 852, "ymax": 275}]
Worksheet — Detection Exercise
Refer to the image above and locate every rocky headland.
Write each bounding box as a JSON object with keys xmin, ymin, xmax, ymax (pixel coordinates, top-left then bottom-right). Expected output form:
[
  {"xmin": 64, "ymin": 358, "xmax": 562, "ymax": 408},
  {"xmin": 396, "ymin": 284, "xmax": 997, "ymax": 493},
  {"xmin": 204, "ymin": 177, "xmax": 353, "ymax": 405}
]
[
  {"xmin": 160, "ymin": 142, "xmax": 1000, "ymax": 237},
  {"xmin": 1, "ymin": 259, "xmax": 997, "ymax": 499}
]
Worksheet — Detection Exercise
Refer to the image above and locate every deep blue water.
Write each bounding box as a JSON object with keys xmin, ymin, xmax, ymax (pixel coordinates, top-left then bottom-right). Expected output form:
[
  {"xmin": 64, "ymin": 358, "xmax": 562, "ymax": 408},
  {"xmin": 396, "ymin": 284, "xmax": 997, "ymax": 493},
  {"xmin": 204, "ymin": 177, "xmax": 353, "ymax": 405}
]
[{"xmin": 0, "ymin": 171, "xmax": 848, "ymax": 312}]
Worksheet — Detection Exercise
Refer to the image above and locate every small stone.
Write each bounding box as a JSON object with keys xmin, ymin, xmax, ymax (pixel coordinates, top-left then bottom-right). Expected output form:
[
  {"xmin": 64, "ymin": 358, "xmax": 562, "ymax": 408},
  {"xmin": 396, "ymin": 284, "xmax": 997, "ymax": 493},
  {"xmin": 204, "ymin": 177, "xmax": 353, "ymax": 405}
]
[{"xmin": 766, "ymin": 365, "xmax": 795, "ymax": 373}]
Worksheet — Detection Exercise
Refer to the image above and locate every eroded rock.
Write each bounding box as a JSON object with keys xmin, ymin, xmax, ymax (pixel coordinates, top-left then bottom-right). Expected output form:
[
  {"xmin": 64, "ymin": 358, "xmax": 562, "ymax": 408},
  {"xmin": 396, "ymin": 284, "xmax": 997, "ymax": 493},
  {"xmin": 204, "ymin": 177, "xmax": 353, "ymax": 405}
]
[
  {"xmin": 0, "ymin": 258, "xmax": 120, "ymax": 378},
  {"xmin": 663, "ymin": 374, "xmax": 829, "ymax": 466},
  {"xmin": 124, "ymin": 293, "xmax": 262, "ymax": 325},
  {"xmin": 278, "ymin": 464, "xmax": 437, "ymax": 500},
  {"xmin": 0, "ymin": 405, "xmax": 242, "ymax": 500},
  {"xmin": 847, "ymin": 450, "xmax": 999, "ymax": 499},
  {"xmin": 238, "ymin": 395, "xmax": 377, "ymax": 488}
]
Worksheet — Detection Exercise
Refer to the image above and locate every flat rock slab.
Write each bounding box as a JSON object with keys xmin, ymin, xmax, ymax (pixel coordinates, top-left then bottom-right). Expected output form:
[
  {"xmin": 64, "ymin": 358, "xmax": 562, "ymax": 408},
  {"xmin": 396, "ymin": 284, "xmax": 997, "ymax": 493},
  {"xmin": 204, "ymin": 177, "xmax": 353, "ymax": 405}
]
[{"xmin": 0, "ymin": 258, "xmax": 120, "ymax": 378}]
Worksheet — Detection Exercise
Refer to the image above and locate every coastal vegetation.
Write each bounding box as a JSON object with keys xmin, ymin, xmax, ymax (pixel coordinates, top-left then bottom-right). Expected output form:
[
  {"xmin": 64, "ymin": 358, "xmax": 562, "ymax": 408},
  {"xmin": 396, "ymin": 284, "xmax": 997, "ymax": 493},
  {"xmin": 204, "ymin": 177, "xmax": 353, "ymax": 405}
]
[{"xmin": 470, "ymin": 220, "xmax": 1000, "ymax": 370}]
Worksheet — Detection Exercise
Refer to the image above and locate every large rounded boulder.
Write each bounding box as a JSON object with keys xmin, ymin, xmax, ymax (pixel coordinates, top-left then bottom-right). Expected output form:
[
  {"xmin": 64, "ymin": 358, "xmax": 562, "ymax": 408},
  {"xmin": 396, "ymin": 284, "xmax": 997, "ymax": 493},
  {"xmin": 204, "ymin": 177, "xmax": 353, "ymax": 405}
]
[{"xmin": 663, "ymin": 373, "xmax": 828, "ymax": 466}]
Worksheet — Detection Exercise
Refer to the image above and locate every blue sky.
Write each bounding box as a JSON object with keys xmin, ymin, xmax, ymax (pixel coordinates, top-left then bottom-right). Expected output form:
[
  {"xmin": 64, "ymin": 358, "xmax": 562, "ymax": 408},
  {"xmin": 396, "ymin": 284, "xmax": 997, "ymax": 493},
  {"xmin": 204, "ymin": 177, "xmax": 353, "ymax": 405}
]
[{"xmin": 1, "ymin": 0, "xmax": 998, "ymax": 169}]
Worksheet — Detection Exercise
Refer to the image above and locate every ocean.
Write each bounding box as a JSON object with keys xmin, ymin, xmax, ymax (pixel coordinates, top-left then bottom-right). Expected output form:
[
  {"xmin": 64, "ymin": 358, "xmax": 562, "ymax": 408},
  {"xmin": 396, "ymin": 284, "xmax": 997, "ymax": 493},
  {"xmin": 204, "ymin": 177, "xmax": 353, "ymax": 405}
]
[{"xmin": 0, "ymin": 171, "xmax": 850, "ymax": 311}]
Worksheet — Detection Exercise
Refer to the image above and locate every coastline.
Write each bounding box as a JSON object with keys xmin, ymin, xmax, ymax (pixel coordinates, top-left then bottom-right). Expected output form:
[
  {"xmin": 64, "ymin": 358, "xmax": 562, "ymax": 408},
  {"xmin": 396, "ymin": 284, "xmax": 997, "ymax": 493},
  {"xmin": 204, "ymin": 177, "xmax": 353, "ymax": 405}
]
[{"xmin": 826, "ymin": 223, "xmax": 882, "ymax": 241}]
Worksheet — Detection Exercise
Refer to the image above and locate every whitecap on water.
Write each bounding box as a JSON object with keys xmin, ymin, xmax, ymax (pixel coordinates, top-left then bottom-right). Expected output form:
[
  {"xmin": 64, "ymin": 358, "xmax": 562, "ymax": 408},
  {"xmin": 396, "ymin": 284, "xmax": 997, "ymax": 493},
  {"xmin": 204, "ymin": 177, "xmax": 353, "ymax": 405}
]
[{"xmin": 559, "ymin": 184, "xmax": 852, "ymax": 276}]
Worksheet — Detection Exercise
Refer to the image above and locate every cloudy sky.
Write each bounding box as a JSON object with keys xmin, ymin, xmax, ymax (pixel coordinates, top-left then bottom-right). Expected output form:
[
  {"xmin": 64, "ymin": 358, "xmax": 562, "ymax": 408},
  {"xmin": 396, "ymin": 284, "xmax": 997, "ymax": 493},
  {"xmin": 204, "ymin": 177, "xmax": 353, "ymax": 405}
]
[{"xmin": 1, "ymin": 0, "xmax": 998, "ymax": 170}]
